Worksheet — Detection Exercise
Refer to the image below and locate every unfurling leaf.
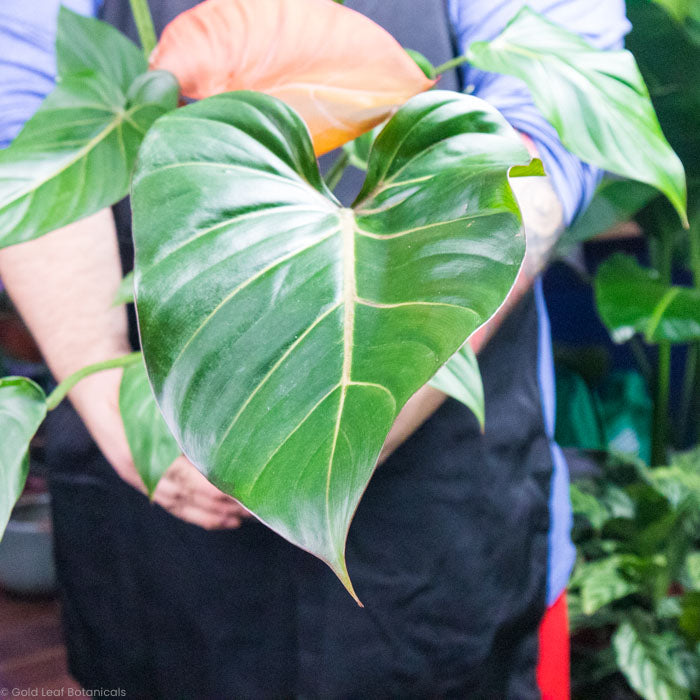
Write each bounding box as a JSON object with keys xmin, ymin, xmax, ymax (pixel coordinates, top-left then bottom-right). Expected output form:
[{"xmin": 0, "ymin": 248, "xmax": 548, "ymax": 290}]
[
  {"xmin": 595, "ymin": 254, "xmax": 700, "ymax": 344},
  {"xmin": 132, "ymin": 90, "xmax": 534, "ymax": 599},
  {"xmin": 119, "ymin": 359, "xmax": 180, "ymax": 497},
  {"xmin": 0, "ymin": 378, "xmax": 47, "ymax": 539},
  {"xmin": 468, "ymin": 7, "xmax": 688, "ymax": 226},
  {"xmin": 429, "ymin": 344, "xmax": 485, "ymax": 430},
  {"xmin": 0, "ymin": 9, "xmax": 178, "ymax": 249},
  {"xmin": 149, "ymin": 0, "xmax": 434, "ymax": 154}
]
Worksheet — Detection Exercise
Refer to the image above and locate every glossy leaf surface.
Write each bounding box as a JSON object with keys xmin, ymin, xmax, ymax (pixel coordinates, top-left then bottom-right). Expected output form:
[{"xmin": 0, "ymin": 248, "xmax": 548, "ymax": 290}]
[
  {"xmin": 0, "ymin": 378, "xmax": 47, "ymax": 539},
  {"xmin": 120, "ymin": 359, "xmax": 180, "ymax": 497},
  {"xmin": 468, "ymin": 7, "xmax": 688, "ymax": 225},
  {"xmin": 0, "ymin": 10, "xmax": 178, "ymax": 248},
  {"xmin": 626, "ymin": 0, "xmax": 700, "ymax": 181},
  {"xmin": 132, "ymin": 90, "xmax": 534, "ymax": 595},
  {"xmin": 149, "ymin": 0, "xmax": 434, "ymax": 154},
  {"xmin": 56, "ymin": 6, "xmax": 146, "ymax": 91},
  {"xmin": 595, "ymin": 254, "xmax": 700, "ymax": 344},
  {"xmin": 429, "ymin": 344, "xmax": 484, "ymax": 430}
]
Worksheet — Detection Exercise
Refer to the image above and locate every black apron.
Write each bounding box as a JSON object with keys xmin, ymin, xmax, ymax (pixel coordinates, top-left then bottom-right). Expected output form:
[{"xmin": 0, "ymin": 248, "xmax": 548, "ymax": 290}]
[{"xmin": 46, "ymin": 2, "xmax": 552, "ymax": 697}]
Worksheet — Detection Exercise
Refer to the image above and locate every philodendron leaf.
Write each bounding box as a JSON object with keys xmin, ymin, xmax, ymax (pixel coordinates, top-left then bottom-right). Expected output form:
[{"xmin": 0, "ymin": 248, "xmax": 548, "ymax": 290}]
[
  {"xmin": 56, "ymin": 6, "xmax": 147, "ymax": 92},
  {"xmin": 429, "ymin": 344, "xmax": 485, "ymax": 430},
  {"xmin": 119, "ymin": 359, "xmax": 180, "ymax": 497},
  {"xmin": 0, "ymin": 9, "xmax": 179, "ymax": 249},
  {"xmin": 149, "ymin": 0, "xmax": 434, "ymax": 155},
  {"xmin": 468, "ymin": 7, "xmax": 688, "ymax": 226},
  {"xmin": 595, "ymin": 254, "xmax": 700, "ymax": 344},
  {"xmin": 0, "ymin": 378, "xmax": 47, "ymax": 539},
  {"xmin": 132, "ymin": 90, "xmax": 536, "ymax": 599}
]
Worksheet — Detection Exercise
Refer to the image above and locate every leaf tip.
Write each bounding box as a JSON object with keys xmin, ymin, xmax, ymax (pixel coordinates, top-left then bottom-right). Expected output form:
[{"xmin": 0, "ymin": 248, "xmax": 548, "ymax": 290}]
[{"xmin": 331, "ymin": 554, "xmax": 363, "ymax": 607}]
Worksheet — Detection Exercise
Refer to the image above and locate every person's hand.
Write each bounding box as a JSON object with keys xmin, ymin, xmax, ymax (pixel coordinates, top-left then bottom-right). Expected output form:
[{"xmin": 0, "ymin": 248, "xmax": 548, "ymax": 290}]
[
  {"xmin": 152, "ymin": 456, "xmax": 250, "ymax": 529},
  {"xmin": 69, "ymin": 364, "xmax": 250, "ymax": 530}
]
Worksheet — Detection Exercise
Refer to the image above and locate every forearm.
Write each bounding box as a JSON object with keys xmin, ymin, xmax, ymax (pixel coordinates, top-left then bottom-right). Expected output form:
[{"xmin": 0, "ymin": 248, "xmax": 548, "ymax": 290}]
[
  {"xmin": 0, "ymin": 208, "xmax": 130, "ymax": 374},
  {"xmin": 0, "ymin": 208, "xmax": 137, "ymax": 482}
]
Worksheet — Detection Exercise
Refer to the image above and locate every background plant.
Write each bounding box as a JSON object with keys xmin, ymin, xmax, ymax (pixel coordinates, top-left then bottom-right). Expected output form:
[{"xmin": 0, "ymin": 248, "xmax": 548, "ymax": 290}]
[{"xmin": 569, "ymin": 449, "xmax": 700, "ymax": 699}]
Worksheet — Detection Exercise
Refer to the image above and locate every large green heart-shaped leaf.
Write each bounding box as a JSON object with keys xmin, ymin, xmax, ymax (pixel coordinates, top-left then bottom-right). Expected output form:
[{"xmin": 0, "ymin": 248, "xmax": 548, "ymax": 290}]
[
  {"xmin": 0, "ymin": 10, "xmax": 178, "ymax": 249},
  {"xmin": 0, "ymin": 378, "xmax": 47, "ymax": 539},
  {"xmin": 468, "ymin": 7, "xmax": 688, "ymax": 226},
  {"xmin": 132, "ymin": 90, "xmax": 536, "ymax": 597},
  {"xmin": 595, "ymin": 254, "xmax": 700, "ymax": 344},
  {"xmin": 119, "ymin": 359, "xmax": 180, "ymax": 497}
]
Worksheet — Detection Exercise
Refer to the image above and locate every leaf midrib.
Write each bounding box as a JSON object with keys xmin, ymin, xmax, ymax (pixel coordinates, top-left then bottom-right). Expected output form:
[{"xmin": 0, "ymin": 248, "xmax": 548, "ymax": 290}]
[
  {"xmin": 0, "ymin": 103, "xmax": 146, "ymax": 210},
  {"xmin": 324, "ymin": 209, "xmax": 357, "ymax": 546}
]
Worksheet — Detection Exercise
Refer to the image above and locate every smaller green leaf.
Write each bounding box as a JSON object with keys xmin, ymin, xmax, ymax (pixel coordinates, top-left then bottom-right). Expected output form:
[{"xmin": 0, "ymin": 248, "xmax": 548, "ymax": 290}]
[
  {"xmin": 468, "ymin": 7, "xmax": 688, "ymax": 225},
  {"xmin": 614, "ymin": 622, "xmax": 692, "ymax": 700},
  {"xmin": 595, "ymin": 254, "xmax": 700, "ymax": 344},
  {"xmin": 0, "ymin": 8, "xmax": 179, "ymax": 250},
  {"xmin": 0, "ymin": 378, "xmax": 47, "ymax": 539},
  {"xmin": 56, "ymin": 7, "xmax": 147, "ymax": 89},
  {"xmin": 652, "ymin": 0, "xmax": 693, "ymax": 23},
  {"xmin": 113, "ymin": 271, "xmax": 135, "ymax": 306},
  {"xmin": 683, "ymin": 552, "xmax": 700, "ymax": 591},
  {"xmin": 119, "ymin": 359, "xmax": 180, "ymax": 497},
  {"xmin": 429, "ymin": 343, "xmax": 484, "ymax": 430},
  {"xmin": 649, "ymin": 466, "xmax": 700, "ymax": 509},
  {"xmin": 404, "ymin": 49, "xmax": 436, "ymax": 79},
  {"xmin": 576, "ymin": 555, "xmax": 643, "ymax": 615},
  {"xmin": 570, "ymin": 484, "xmax": 610, "ymax": 530}
]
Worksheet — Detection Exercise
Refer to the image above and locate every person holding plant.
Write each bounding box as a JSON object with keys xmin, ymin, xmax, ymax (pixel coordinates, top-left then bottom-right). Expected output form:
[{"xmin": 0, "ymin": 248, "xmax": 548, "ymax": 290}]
[{"xmin": 0, "ymin": 0, "xmax": 630, "ymax": 697}]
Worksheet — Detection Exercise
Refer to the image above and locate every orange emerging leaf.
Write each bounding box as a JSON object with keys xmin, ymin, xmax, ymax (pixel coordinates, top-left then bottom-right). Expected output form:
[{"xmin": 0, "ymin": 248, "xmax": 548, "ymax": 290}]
[{"xmin": 150, "ymin": 0, "xmax": 435, "ymax": 154}]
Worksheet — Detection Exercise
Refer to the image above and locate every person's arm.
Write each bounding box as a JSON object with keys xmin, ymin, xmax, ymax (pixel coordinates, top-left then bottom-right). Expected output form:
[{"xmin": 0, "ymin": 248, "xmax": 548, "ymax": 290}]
[
  {"xmin": 0, "ymin": 211, "xmax": 248, "ymax": 529},
  {"xmin": 0, "ymin": 3, "xmax": 247, "ymax": 529},
  {"xmin": 379, "ymin": 0, "xmax": 630, "ymax": 461}
]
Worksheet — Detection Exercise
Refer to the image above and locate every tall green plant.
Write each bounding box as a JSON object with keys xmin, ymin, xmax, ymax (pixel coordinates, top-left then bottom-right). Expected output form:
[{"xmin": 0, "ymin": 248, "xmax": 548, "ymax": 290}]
[
  {"xmin": 0, "ymin": 0, "xmax": 687, "ymax": 596},
  {"xmin": 587, "ymin": 0, "xmax": 700, "ymax": 464},
  {"xmin": 569, "ymin": 450, "xmax": 700, "ymax": 699}
]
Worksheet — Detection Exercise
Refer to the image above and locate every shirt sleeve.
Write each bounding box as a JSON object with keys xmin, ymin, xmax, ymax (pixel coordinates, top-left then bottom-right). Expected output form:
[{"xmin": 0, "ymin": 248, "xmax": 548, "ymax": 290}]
[
  {"xmin": 447, "ymin": 0, "xmax": 631, "ymax": 225},
  {"xmin": 0, "ymin": 0, "xmax": 101, "ymax": 149}
]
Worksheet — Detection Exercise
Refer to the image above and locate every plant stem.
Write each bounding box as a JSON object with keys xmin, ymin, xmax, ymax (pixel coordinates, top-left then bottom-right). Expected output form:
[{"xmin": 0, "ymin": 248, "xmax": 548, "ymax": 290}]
[
  {"xmin": 651, "ymin": 221, "xmax": 674, "ymax": 465},
  {"xmin": 679, "ymin": 343, "xmax": 697, "ymax": 445},
  {"xmin": 128, "ymin": 0, "xmax": 157, "ymax": 59},
  {"xmin": 324, "ymin": 151, "xmax": 350, "ymax": 192},
  {"xmin": 46, "ymin": 352, "xmax": 142, "ymax": 411},
  {"xmin": 433, "ymin": 54, "xmax": 470, "ymax": 76},
  {"xmin": 652, "ymin": 343, "xmax": 672, "ymax": 465},
  {"xmin": 688, "ymin": 213, "xmax": 700, "ymax": 444}
]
